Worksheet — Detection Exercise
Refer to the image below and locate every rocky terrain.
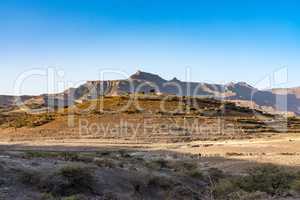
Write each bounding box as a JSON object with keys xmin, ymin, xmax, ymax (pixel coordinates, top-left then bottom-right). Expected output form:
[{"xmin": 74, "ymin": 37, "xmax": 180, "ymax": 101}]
[
  {"xmin": 1, "ymin": 89, "xmax": 300, "ymax": 199},
  {"xmin": 1, "ymin": 143, "xmax": 300, "ymax": 200},
  {"xmin": 1, "ymin": 95, "xmax": 299, "ymax": 142}
]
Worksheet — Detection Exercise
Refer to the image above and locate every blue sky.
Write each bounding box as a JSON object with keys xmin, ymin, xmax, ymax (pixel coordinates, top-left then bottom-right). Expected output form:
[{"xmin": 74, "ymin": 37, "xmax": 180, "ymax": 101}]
[{"xmin": 1, "ymin": 0, "xmax": 300, "ymax": 95}]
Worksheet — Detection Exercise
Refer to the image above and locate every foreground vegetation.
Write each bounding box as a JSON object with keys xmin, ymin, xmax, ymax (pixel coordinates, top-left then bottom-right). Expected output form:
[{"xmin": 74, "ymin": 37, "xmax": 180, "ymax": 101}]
[{"xmin": 0, "ymin": 149, "xmax": 300, "ymax": 199}]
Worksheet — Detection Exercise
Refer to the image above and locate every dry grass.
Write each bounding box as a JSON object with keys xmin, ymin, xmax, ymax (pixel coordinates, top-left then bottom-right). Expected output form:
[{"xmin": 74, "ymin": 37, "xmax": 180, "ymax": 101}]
[
  {"xmin": 0, "ymin": 113, "xmax": 55, "ymax": 128},
  {"xmin": 2, "ymin": 147, "xmax": 300, "ymax": 199}
]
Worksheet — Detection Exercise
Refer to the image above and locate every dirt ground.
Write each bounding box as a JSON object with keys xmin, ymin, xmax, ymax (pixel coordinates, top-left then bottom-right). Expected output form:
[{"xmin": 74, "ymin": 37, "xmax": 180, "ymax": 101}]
[
  {"xmin": 1, "ymin": 133, "xmax": 300, "ymax": 199},
  {"xmin": 1, "ymin": 132, "xmax": 300, "ymax": 172}
]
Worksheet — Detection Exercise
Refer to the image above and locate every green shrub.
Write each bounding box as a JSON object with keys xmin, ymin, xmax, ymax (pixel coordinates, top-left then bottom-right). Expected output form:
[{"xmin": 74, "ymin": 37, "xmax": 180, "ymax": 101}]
[
  {"xmin": 12, "ymin": 117, "xmax": 28, "ymax": 128},
  {"xmin": 60, "ymin": 152, "xmax": 81, "ymax": 161},
  {"xmin": 44, "ymin": 165, "xmax": 95, "ymax": 196},
  {"xmin": 211, "ymin": 165, "xmax": 299, "ymax": 199},
  {"xmin": 181, "ymin": 162, "xmax": 198, "ymax": 171},
  {"xmin": 18, "ymin": 169, "xmax": 41, "ymax": 185},
  {"xmin": 147, "ymin": 176, "xmax": 173, "ymax": 190},
  {"xmin": 31, "ymin": 114, "xmax": 54, "ymax": 127},
  {"xmin": 188, "ymin": 170, "xmax": 204, "ymax": 179},
  {"xmin": 41, "ymin": 193, "xmax": 56, "ymax": 200},
  {"xmin": 24, "ymin": 151, "xmax": 80, "ymax": 161},
  {"xmin": 145, "ymin": 159, "xmax": 170, "ymax": 170},
  {"xmin": 62, "ymin": 195, "xmax": 86, "ymax": 200},
  {"xmin": 213, "ymin": 179, "xmax": 238, "ymax": 198},
  {"xmin": 291, "ymin": 179, "xmax": 300, "ymax": 193},
  {"xmin": 237, "ymin": 165, "xmax": 294, "ymax": 195},
  {"xmin": 207, "ymin": 168, "xmax": 225, "ymax": 182},
  {"xmin": 94, "ymin": 158, "xmax": 117, "ymax": 168},
  {"xmin": 155, "ymin": 159, "xmax": 169, "ymax": 169}
]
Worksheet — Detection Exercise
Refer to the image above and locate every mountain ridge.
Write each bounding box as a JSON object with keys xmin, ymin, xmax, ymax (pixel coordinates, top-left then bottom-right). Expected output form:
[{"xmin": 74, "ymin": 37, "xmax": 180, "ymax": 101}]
[{"xmin": 1, "ymin": 70, "xmax": 300, "ymax": 115}]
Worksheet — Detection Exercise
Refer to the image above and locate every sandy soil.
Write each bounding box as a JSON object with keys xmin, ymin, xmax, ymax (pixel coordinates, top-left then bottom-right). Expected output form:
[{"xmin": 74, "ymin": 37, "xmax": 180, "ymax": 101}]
[{"xmin": 1, "ymin": 133, "xmax": 300, "ymax": 172}]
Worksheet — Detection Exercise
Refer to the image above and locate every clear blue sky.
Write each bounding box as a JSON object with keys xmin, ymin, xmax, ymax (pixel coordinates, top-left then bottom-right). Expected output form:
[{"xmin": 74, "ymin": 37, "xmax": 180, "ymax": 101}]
[{"xmin": 1, "ymin": 0, "xmax": 300, "ymax": 95}]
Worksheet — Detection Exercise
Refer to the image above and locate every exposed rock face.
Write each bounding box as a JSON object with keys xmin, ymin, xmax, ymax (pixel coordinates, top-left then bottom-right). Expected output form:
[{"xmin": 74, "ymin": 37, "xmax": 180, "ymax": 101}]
[
  {"xmin": 2, "ymin": 70, "xmax": 300, "ymax": 114},
  {"xmin": 130, "ymin": 70, "xmax": 167, "ymax": 85}
]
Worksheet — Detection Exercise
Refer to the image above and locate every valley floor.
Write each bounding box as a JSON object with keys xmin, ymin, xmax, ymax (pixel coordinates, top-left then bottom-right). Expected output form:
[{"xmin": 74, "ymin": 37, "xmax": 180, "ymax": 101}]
[
  {"xmin": 1, "ymin": 133, "xmax": 300, "ymax": 199},
  {"xmin": 1, "ymin": 133, "xmax": 300, "ymax": 171}
]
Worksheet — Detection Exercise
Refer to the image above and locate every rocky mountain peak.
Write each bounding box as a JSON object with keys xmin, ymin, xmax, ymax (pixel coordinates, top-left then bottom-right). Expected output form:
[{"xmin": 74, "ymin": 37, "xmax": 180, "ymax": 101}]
[
  {"xmin": 227, "ymin": 82, "xmax": 255, "ymax": 90},
  {"xmin": 129, "ymin": 70, "xmax": 166, "ymax": 84},
  {"xmin": 169, "ymin": 77, "xmax": 181, "ymax": 82}
]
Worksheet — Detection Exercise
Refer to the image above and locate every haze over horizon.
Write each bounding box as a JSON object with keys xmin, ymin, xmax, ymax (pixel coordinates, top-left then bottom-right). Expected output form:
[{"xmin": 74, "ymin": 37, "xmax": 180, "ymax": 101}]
[{"xmin": 1, "ymin": 0, "xmax": 300, "ymax": 95}]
